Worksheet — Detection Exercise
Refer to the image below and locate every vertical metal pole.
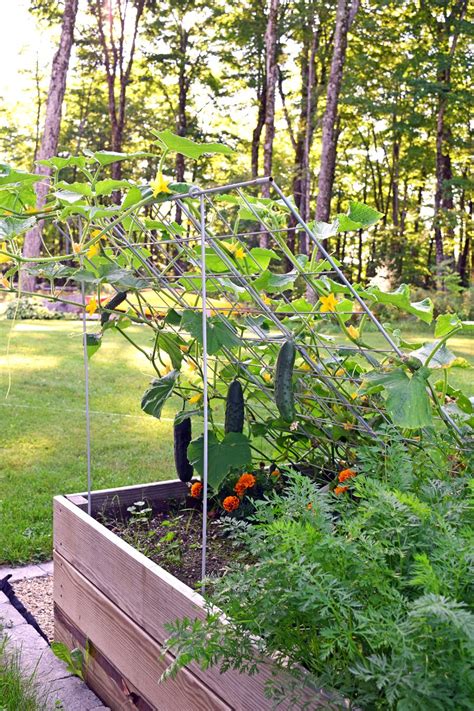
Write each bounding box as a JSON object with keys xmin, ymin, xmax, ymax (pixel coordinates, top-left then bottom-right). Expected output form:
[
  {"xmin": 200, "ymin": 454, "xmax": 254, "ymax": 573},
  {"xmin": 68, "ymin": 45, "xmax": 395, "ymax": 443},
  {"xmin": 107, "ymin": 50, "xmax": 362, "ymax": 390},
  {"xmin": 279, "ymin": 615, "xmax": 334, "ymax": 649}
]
[
  {"xmin": 81, "ymin": 279, "xmax": 92, "ymax": 517},
  {"xmin": 199, "ymin": 194, "xmax": 209, "ymax": 587}
]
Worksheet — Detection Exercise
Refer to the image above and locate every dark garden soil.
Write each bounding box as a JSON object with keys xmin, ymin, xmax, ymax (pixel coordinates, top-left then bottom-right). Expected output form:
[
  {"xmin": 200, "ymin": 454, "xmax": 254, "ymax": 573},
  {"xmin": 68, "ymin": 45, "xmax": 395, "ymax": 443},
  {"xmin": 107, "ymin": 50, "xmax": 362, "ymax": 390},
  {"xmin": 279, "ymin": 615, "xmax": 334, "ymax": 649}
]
[{"xmin": 101, "ymin": 501, "xmax": 249, "ymax": 590}]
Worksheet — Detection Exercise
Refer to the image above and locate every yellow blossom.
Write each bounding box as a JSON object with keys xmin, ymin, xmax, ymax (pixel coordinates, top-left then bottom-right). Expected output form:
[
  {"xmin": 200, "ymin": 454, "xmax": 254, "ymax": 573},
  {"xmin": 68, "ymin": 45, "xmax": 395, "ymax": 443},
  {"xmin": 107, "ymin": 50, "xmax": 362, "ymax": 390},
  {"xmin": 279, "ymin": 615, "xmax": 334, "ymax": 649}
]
[
  {"xmin": 25, "ymin": 207, "xmax": 37, "ymax": 214},
  {"xmin": 91, "ymin": 229, "xmax": 108, "ymax": 241},
  {"xmin": 262, "ymin": 372, "xmax": 272, "ymax": 383},
  {"xmin": 85, "ymin": 297, "xmax": 98, "ymax": 315},
  {"xmin": 0, "ymin": 243, "xmax": 12, "ymax": 264},
  {"xmin": 150, "ymin": 172, "xmax": 172, "ymax": 197},
  {"xmin": 86, "ymin": 242, "xmax": 101, "ymax": 259},
  {"xmin": 188, "ymin": 392, "xmax": 203, "ymax": 405},
  {"xmin": 347, "ymin": 325, "xmax": 360, "ymax": 340},
  {"xmin": 350, "ymin": 392, "xmax": 358, "ymax": 400},
  {"xmin": 179, "ymin": 344, "xmax": 189, "ymax": 353},
  {"xmin": 234, "ymin": 246, "xmax": 245, "ymax": 260},
  {"xmin": 335, "ymin": 368, "xmax": 345, "ymax": 377},
  {"xmin": 299, "ymin": 362, "xmax": 312, "ymax": 372},
  {"xmin": 0, "ymin": 276, "xmax": 9, "ymax": 288},
  {"xmin": 2, "ymin": 211, "xmax": 12, "ymax": 216},
  {"xmin": 73, "ymin": 243, "xmax": 82, "ymax": 254},
  {"xmin": 262, "ymin": 294, "xmax": 272, "ymax": 306},
  {"xmin": 319, "ymin": 293, "xmax": 339, "ymax": 313}
]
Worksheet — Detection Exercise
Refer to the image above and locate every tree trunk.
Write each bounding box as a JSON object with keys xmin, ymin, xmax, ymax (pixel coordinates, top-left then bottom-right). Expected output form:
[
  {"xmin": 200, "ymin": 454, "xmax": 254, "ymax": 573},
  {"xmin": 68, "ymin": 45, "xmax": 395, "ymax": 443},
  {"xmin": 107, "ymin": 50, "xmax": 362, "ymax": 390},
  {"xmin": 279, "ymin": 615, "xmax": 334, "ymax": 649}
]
[
  {"xmin": 251, "ymin": 79, "xmax": 266, "ymax": 179},
  {"xmin": 432, "ymin": 0, "xmax": 468, "ymax": 269},
  {"xmin": 260, "ymin": 0, "xmax": 279, "ymax": 209},
  {"xmin": 20, "ymin": 0, "xmax": 79, "ymax": 292},
  {"xmin": 95, "ymin": 0, "xmax": 146, "ymax": 184},
  {"xmin": 315, "ymin": 0, "xmax": 359, "ymax": 233}
]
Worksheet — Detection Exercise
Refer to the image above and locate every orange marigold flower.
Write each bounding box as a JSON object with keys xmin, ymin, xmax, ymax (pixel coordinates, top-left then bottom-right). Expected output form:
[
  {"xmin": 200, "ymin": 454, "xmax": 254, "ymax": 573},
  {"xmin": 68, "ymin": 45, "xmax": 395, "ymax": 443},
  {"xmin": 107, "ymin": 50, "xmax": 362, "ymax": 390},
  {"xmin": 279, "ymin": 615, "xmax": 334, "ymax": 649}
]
[
  {"xmin": 237, "ymin": 473, "xmax": 256, "ymax": 490},
  {"xmin": 334, "ymin": 485, "xmax": 349, "ymax": 495},
  {"xmin": 234, "ymin": 482, "xmax": 247, "ymax": 496},
  {"xmin": 222, "ymin": 496, "xmax": 240, "ymax": 512},
  {"xmin": 270, "ymin": 468, "xmax": 280, "ymax": 477},
  {"xmin": 190, "ymin": 482, "xmax": 203, "ymax": 498},
  {"xmin": 338, "ymin": 468, "xmax": 356, "ymax": 483},
  {"xmin": 307, "ymin": 502, "xmax": 313, "ymax": 510}
]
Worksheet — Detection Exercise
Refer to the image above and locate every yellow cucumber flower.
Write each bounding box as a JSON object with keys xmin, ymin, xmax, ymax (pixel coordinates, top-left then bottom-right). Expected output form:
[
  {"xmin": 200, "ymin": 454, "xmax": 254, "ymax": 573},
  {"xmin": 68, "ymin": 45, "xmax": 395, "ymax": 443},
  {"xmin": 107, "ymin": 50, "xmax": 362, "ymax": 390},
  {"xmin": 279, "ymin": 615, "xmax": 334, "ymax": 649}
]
[
  {"xmin": 85, "ymin": 297, "xmax": 98, "ymax": 315},
  {"xmin": 347, "ymin": 325, "xmax": 360, "ymax": 340},
  {"xmin": 150, "ymin": 172, "xmax": 172, "ymax": 197},
  {"xmin": 0, "ymin": 243, "xmax": 12, "ymax": 264},
  {"xmin": 86, "ymin": 242, "xmax": 100, "ymax": 259},
  {"xmin": 188, "ymin": 392, "xmax": 203, "ymax": 405},
  {"xmin": 319, "ymin": 293, "xmax": 338, "ymax": 313}
]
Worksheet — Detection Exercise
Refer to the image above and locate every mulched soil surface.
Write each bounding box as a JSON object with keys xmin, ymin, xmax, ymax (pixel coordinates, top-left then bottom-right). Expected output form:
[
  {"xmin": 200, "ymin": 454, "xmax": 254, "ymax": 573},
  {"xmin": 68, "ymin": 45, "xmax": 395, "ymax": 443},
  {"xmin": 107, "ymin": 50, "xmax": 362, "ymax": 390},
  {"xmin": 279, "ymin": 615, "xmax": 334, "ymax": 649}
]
[
  {"xmin": 12, "ymin": 575, "xmax": 54, "ymax": 641},
  {"xmin": 103, "ymin": 505, "xmax": 245, "ymax": 590}
]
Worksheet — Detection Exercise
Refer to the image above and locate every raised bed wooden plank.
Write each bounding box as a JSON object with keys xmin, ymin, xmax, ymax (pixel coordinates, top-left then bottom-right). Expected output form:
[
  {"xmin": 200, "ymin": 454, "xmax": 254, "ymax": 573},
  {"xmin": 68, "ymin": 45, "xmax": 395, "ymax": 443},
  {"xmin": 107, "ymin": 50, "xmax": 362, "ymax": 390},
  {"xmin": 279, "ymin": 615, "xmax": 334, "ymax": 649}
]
[
  {"xmin": 54, "ymin": 552, "xmax": 231, "ymax": 711},
  {"xmin": 55, "ymin": 609, "xmax": 147, "ymax": 711},
  {"xmin": 54, "ymin": 495, "xmax": 278, "ymax": 710},
  {"xmin": 73, "ymin": 479, "xmax": 188, "ymax": 515}
]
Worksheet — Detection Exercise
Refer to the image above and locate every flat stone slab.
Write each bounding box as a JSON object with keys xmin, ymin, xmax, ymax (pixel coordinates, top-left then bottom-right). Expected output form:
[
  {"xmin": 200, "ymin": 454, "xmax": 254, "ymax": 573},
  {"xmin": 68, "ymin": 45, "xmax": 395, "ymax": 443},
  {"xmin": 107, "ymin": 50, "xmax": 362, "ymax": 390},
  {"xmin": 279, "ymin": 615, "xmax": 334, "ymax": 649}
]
[
  {"xmin": 0, "ymin": 562, "xmax": 52, "ymax": 582},
  {"xmin": 1, "ymin": 577, "xmax": 107, "ymax": 710}
]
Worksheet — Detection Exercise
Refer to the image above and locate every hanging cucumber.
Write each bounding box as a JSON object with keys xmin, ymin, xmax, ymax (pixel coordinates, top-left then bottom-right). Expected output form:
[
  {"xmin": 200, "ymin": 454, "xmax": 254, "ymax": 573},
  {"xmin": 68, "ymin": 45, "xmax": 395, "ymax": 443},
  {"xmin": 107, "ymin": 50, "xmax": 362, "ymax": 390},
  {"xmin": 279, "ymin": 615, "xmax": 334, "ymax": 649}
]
[
  {"xmin": 225, "ymin": 380, "xmax": 245, "ymax": 434},
  {"xmin": 275, "ymin": 340, "xmax": 296, "ymax": 422},
  {"xmin": 174, "ymin": 417, "xmax": 193, "ymax": 482},
  {"xmin": 101, "ymin": 291, "xmax": 128, "ymax": 326}
]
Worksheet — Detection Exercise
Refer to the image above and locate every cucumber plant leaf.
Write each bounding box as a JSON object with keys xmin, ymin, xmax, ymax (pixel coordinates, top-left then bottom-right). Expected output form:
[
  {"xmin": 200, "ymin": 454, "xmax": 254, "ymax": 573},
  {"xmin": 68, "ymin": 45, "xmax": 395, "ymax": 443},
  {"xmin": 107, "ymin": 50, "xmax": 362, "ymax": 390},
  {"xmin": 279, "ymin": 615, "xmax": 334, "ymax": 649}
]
[
  {"xmin": 362, "ymin": 367, "xmax": 433, "ymax": 428},
  {"xmin": 141, "ymin": 370, "xmax": 178, "ymax": 419},
  {"xmin": 410, "ymin": 341, "xmax": 457, "ymax": 369},
  {"xmin": 86, "ymin": 333, "xmax": 102, "ymax": 360},
  {"xmin": 367, "ymin": 284, "xmax": 434, "ymax": 324},
  {"xmin": 187, "ymin": 431, "xmax": 252, "ymax": 491},
  {"xmin": 151, "ymin": 129, "xmax": 233, "ymax": 158},
  {"xmin": 181, "ymin": 310, "xmax": 240, "ymax": 354},
  {"xmin": 434, "ymin": 313, "xmax": 462, "ymax": 338}
]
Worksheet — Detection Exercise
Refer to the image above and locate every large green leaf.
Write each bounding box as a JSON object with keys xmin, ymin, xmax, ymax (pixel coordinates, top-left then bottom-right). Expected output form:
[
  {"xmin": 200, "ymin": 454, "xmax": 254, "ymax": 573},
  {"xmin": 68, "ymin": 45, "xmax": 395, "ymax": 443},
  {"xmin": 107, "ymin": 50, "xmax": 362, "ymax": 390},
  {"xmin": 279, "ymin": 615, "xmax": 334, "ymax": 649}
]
[
  {"xmin": 141, "ymin": 371, "xmax": 178, "ymax": 419},
  {"xmin": 252, "ymin": 269, "xmax": 298, "ymax": 293},
  {"xmin": 410, "ymin": 341, "xmax": 457, "ymax": 369},
  {"xmin": 363, "ymin": 367, "xmax": 433, "ymax": 428},
  {"xmin": 88, "ymin": 150, "xmax": 151, "ymax": 166},
  {"xmin": 187, "ymin": 431, "xmax": 251, "ymax": 491},
  {"xmin": 0, "ymin": 216, "xmax": 36, "ymax": 238},
  {"xmin": 86, "ymin": 333, "xmax": 102, "ymax": 360},
  {"xmin": 151, "ymin": 129, "xmax": 233, "ymax": 159},
  {"xmin": 367, "ymin": 284, "xmax": 434, "ymax": 324},
  {"xmin": 94, "ymin": 179, "xmax": 133, "ymax": 196},
  {"xmin": 156, "ymin": 331, "xmax": 184, "ymax": 370},
  {"xmin": 181, "ymin": 310, "xmax": 240, "ymax": 355},
  {"xmin": 434, "ymin": 313, "xmax": 462, "ymax": 338},
  {"xmin": 347, "ymin": 201, "xmax": 383, "ymax": 227},
  {"xmin": 36, "ymin": 155, "xmax": 89, "ymax": 170}
]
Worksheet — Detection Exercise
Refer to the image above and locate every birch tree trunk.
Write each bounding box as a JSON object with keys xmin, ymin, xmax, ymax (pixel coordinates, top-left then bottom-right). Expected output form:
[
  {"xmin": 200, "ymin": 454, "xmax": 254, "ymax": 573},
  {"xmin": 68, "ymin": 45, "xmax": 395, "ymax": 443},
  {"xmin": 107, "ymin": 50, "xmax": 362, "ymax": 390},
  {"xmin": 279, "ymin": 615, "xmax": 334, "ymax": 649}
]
[
  {"xmin": 20, "ymin": 0, "xmax": 79, "ymax": 292},
  {"xmin": 315, "ymin": 0, "xmax": 359, "ymax": 231}
]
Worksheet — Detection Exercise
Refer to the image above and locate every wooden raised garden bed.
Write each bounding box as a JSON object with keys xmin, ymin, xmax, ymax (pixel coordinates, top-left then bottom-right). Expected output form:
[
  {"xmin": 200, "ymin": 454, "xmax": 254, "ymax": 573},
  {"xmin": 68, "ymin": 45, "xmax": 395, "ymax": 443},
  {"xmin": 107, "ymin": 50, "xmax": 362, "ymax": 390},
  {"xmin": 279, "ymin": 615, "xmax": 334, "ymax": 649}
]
[{"xmin": 53, "ymin": 479, "xmax": 334, "ymax": 710}]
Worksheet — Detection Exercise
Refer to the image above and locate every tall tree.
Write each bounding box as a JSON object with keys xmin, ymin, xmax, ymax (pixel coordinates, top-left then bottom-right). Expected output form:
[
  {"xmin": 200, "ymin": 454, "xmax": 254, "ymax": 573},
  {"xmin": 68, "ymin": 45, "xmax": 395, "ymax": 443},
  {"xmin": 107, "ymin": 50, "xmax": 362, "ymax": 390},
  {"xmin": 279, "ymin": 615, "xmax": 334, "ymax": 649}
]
[
  {"xmin": 315, "ymin": 0, "xmax": 359, "ymax": 226},
  {"xmin": 21, "ymin": 0, "xmax": 79, "ymax": 292},
  {"xmin": 92, "ymin": 0, "xmax": 146, "ymax": 180},
  {"xmin": 430, "ymin": 0, "xmax": 468, "ymax": 267}
]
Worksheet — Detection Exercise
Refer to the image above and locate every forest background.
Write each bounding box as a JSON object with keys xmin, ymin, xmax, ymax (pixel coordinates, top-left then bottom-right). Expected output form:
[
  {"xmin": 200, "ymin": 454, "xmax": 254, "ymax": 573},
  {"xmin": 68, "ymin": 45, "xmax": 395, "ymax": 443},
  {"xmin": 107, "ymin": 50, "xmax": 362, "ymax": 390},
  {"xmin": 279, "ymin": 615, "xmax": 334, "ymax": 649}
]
[{"xmin": 1, "ymin": 0, "xmax": 472, "ymax": 309}]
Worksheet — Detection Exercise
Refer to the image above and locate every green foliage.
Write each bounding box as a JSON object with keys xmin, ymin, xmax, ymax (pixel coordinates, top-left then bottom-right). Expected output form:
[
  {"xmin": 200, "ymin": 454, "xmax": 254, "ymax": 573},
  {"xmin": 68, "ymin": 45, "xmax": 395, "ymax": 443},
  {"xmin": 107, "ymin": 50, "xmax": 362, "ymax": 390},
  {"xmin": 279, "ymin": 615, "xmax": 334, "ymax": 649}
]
[
  {"xmin": 0, "ymin": 633, "xmax": 47, "ymax": 710},
  {"xmin": 187, "ymin": 432, "xmax": 252, "ymax": 491},
  {"xmin": 4, "ymin": 298, "xmax": 76, "ymax": 321},
  {"xmin": 50, "ymin": 642, "xmax": 84, "ymax": 680},
  {"xmin": 163, "ymin": 442, "xmax": 474, "ymax": 709}
]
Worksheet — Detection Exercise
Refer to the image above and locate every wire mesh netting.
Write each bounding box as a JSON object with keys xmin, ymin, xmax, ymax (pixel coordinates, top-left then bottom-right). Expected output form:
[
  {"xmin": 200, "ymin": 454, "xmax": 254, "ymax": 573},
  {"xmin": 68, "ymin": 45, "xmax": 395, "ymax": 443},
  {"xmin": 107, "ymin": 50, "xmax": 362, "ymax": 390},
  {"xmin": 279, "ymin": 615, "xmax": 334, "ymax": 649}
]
[{"xmin": 93, "ymin": 176, "xmax": 461, "ymax": 465}]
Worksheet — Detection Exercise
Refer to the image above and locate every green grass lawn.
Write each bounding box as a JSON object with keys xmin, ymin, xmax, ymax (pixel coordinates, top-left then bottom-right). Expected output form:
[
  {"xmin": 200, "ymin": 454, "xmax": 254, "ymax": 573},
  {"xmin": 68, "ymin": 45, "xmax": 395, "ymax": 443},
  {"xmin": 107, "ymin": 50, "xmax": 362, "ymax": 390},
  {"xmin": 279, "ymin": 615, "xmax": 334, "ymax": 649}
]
[{"xmin": 0, "ymin": 319, "xmax": 472, "ymax": 564}]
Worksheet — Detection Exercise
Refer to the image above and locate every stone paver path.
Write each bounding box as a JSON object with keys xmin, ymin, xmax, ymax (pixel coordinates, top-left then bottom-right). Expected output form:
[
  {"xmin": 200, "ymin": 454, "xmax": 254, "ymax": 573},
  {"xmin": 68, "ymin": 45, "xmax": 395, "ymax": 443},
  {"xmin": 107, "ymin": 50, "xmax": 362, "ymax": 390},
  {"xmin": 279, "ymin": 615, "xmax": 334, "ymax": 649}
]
[{"xmin": 0, "ymin": 561, "xmax": 108, "ymax": 710}]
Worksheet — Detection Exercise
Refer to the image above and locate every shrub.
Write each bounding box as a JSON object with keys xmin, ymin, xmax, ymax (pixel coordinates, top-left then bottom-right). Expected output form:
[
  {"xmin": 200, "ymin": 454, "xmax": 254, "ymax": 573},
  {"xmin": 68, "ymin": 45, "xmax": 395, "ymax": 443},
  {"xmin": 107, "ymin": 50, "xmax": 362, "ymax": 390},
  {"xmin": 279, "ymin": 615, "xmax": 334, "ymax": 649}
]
[{"xmin": 4, "ymin": 298, "xmax": 76, "ymax": 320}]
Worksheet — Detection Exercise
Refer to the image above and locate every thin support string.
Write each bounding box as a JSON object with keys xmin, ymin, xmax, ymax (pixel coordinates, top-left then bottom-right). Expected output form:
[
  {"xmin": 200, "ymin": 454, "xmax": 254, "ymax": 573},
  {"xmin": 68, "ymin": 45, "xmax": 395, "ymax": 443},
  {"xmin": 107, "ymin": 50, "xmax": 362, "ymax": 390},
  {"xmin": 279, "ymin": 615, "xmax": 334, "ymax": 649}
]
[
  {"xmin": 81, "ymin": 279, "xmax": 92, "ymax": 517},
  {"xmin": 199, "ymin": 192, "xmax": 209, "ymax": 589}
]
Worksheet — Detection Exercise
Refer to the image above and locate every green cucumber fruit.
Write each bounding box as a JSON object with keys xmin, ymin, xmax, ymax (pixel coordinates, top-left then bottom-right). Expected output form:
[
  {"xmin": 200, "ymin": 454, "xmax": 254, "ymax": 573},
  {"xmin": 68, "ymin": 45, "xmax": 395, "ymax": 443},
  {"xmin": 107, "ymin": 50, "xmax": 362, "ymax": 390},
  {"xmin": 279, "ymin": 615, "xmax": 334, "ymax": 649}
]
[
  {"xmin": 275, "ymin": 340, "xmax": 296, "ymax": 422},
  {"xmin": 174, "ymin": 417, "xmax": 193, "ymax": 482},
  {"xmin": 101, "ymin": 290, "xmax": 128, "ymax": 326},
  {"xmin": 225, "ymin": 380, "xmax": 245, "ymax": 434}
]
